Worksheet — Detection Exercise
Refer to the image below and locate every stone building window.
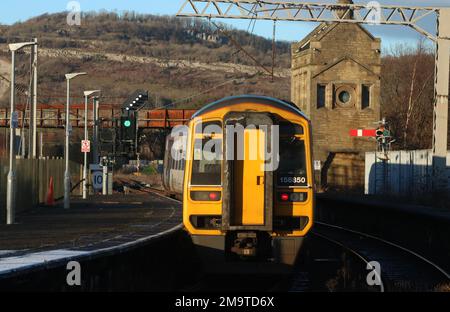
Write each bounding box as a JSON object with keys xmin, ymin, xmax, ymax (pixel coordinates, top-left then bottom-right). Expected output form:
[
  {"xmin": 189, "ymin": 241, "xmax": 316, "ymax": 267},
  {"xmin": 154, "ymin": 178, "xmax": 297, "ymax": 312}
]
[
  {"xmin": 338, "ymin": 90, "xmax": 351, "ymax": 104},
  {"xmin": 362, "ymin": 84, "xmax": 371, "ymax": 109},
  {"xmin": 317, "ymin": 84, "xmax": 326, "ymax": 109},
  {"xmin": 334, "ymin": 85, "xmax": 356, "ymax": 108}
]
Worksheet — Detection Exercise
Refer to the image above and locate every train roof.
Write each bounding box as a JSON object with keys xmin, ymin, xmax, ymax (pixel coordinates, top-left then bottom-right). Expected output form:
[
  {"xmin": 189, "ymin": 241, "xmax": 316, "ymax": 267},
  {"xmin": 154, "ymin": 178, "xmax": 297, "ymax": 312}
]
[{"xmin": 191, "ymin": 95, "xmax": 308, "ymax": 120}]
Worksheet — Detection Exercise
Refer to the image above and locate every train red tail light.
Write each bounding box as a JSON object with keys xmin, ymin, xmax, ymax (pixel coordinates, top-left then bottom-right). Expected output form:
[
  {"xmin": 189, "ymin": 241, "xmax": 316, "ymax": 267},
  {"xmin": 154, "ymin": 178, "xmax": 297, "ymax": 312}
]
[
  {"xmin": 209, "ymin": 192, "xmax": 218, "ymax": 201},
  {"xmin": 278, "ymin": 192, "xmax": 307, "ymax": 202},
  {"xmin": 191, "ymin": 191, "xmax": 221, "ymax": 201}
]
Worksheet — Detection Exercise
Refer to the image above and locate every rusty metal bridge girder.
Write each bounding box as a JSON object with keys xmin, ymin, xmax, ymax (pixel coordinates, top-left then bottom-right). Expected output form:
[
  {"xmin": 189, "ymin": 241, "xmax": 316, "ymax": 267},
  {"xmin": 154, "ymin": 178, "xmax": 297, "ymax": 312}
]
[{"xmin": 0, "ymin": 108, "xmax": 196, "ymax": 129}]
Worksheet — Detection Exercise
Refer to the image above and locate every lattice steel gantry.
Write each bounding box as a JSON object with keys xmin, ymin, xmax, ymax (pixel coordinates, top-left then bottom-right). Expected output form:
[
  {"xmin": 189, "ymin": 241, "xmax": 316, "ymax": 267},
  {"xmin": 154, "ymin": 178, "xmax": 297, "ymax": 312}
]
[{"xmin": 177, "ymin": 0, "xmax": 450, "ymax": 192}]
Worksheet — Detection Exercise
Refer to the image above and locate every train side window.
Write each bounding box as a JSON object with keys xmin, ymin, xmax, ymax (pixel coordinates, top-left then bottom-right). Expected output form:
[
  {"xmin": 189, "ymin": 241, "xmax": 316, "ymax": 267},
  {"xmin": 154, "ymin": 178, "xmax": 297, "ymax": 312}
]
[
  {"xmin": 191, "ymin": 138, "xmax": 222, "ymax": 186},
  {"xmin": 195, "ymin": 121, "xmax": 223, "ymax": 135},
  {"xmin": 279, "ymin": 122, "xmax": 304, "ymax": 135}
]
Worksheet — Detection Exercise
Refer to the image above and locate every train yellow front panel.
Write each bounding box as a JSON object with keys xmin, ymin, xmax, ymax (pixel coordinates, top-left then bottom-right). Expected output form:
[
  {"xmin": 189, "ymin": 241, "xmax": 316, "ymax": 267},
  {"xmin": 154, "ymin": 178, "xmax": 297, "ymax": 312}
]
[
  {"xmin": 234, "ymin": 128, "xmax": 265, "ymax": 226},
  {"xmin": 183, "ymin": 97, "xmax": 314, "ymax": 238}
]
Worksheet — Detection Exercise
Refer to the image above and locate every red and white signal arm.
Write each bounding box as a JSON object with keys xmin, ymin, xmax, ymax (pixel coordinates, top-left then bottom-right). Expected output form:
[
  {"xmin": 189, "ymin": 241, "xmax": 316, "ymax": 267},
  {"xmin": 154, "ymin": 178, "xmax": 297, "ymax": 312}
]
[
  {"xmin": 81, "ymin": 140, "xmax": 91, "ymax": 153},
  {"xmin": 350, "ymin": 129, "xmax": 377, "ymax": 137}
]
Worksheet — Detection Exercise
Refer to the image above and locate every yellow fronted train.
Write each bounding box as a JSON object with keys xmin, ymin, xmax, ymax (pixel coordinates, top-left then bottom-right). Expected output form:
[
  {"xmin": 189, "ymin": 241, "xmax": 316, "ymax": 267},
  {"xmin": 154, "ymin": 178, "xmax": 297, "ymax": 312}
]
[{"xmin": 164, "ymin": 95, "xmax": 314, "ymax": 272}]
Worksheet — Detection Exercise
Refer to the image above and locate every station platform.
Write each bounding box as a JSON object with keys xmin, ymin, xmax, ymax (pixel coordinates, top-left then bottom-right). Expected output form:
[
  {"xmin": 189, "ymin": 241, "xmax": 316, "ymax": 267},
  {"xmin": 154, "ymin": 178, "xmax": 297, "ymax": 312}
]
[
  {"xmin": 316, "ymin": 192, "xmax": 450, "ymax": 221},
  {"xmin": 0, "ymin": 193, "xmax": 182, "ymax": 276}
]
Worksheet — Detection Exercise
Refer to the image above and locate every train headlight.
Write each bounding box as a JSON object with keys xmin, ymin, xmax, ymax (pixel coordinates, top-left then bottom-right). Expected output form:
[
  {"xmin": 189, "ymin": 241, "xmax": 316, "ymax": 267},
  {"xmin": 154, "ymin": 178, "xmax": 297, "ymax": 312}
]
[{"xmin": 290, "ymin": 192, "xmax": 306, "ymax": 202}]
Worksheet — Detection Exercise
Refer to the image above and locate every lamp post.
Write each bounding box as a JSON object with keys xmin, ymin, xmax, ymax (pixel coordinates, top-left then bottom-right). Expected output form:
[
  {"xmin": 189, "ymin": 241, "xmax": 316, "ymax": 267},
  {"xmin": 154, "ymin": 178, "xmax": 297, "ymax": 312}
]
[
  {"xmin": 6, "ymin": 41, "xmax": 37, "ymax": 225},
  {"xmin": 31, "ymin": 38, "xmax": 38, "ymax": 159},
  {"xmin": 64, "ymin": 72, "xmax": 87, "ymax": 209},
  {"xmin": 82, "ymin": 90, "xmax": 100, "ymax": 199},
  {"xmin": 27, "ymin": 38, "xmax": 38, "ymax": 159}
]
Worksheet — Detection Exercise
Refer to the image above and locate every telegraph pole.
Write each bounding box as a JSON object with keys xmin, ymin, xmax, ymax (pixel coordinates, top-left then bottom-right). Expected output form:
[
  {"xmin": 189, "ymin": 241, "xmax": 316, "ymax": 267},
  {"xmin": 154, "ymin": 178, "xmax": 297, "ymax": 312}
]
[
  {"xmin": 432, "ymin": 9, "xmax": 450, "ymax": 192},
  {"xmin": 28, "ymin": 38, "xmax": 38, "ymax": 159},
  {"xmin": 31, "ymin": 38, "xmax": 38, "ymax": 158},
  {"xmin": 92, "ymin": 96, "xmax": 100, "ymax": 165}
]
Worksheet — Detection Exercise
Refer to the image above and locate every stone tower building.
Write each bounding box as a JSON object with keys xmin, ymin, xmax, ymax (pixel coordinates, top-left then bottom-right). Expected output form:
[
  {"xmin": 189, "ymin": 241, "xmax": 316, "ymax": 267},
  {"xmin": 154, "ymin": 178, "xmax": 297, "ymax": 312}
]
[{"xmin": 291, "ymin": 0, "xmax": 381, "ymax": 189}]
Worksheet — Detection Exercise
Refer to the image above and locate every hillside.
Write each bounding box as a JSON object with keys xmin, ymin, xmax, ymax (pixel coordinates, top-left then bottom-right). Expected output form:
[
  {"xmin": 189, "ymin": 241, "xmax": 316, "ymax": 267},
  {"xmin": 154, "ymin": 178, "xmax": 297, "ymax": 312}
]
[{"xmin": 0, "ymin": 12, "xmax": 292, "ymax": 108}]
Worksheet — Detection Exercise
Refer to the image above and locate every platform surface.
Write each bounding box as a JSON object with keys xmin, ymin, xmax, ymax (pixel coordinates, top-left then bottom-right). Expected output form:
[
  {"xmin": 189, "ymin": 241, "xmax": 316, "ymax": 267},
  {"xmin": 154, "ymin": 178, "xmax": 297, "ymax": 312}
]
[
  {"xmin": 0, "ymin": 193, "xmax": 182, "ymax": 275},
  {"xmin": 317, "ymin": 192, "xmax": 450, "ymax": 221}
]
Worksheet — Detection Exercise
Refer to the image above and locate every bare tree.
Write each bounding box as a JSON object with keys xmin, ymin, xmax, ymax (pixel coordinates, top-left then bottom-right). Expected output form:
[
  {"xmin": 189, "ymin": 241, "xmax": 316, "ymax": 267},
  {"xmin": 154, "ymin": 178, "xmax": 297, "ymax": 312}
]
[{"xmin": 381, "ymin": 40, "xmax": 435, "ymax": 150}]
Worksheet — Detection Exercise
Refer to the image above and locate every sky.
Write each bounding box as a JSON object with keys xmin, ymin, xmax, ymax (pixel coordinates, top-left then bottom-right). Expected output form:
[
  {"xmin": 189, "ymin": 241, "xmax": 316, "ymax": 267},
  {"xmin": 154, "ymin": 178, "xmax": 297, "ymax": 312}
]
[{"xmin": 0, "ymin": 0, "xmax": 449, "ymax": 50}]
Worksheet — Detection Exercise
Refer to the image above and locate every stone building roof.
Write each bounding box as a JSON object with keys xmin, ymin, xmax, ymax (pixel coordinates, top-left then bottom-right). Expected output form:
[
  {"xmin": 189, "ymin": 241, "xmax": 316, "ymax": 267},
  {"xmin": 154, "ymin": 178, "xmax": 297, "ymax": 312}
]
[
  {"xmin": 297, "ymin": 22, "xmax": 377, "ymax": 51},
  {"xmin": 312, "ymin": 55, "xmax": 380, "ymax": 79}
]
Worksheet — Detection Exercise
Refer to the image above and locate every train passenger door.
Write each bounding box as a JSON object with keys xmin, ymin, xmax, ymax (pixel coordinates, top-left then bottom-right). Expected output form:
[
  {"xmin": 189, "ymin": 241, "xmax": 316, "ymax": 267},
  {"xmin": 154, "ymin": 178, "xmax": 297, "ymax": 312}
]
[
  {"xmin": 222, "ymin": 113, "xmax": 273, "ymax": 231},
  {"xmin": 234, "ymin": 128, "xmax": 266, "ymax": 225}
]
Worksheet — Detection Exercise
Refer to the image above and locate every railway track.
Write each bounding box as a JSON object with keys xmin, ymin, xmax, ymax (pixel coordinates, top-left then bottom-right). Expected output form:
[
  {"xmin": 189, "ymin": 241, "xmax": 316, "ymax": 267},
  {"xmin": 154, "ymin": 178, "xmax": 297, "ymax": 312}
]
[
  {"xmin": 116, "ymin": 178, "xmax": 172, "ymax": 197},
  {"xmin": 118, "ymin": 181, "xmax": 292, "ymax": 292},
  {"xmin": 311, "ymin": 222, "xmax": 450, "ymax": 292},
  {"xmin": 117, "ymin": 179, "xmax": 450, "ymax": 292}
]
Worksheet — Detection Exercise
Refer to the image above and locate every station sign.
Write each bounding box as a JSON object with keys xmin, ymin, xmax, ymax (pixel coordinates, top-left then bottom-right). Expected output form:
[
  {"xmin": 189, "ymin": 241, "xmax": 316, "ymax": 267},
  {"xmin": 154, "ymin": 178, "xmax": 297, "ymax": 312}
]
[
  {"xmin": 314, "ymin": 160, "xmax": 321, "ymax": 171},
  {"xmin": 81, "ymin": 140, "xmax": 91, "ymax": 153},
  {"xmin": 90, "ymin": 164, "xmax": 103, "ymax": 190}
]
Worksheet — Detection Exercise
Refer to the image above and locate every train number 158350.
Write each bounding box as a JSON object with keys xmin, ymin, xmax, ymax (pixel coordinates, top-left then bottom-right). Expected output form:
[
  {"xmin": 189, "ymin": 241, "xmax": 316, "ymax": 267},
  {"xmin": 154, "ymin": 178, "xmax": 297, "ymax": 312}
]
[{"xmin": 278, "ymin": 176, "xmax": 307, "ymax": 185}]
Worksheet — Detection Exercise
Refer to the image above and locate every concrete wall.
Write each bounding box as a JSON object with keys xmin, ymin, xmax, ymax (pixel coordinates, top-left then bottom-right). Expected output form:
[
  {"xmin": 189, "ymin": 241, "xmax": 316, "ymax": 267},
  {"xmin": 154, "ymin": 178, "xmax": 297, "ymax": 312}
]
[
  {"xmin": 365, "ymin": 150, "xmax": 450, "ymax": 195},
  {"xmin": 0, "ymin": 158, "xmax": 82, "ymax": 221},
  {"xmin": 325, "ymin": 152, "xmax": 365, "ymax": 192}
]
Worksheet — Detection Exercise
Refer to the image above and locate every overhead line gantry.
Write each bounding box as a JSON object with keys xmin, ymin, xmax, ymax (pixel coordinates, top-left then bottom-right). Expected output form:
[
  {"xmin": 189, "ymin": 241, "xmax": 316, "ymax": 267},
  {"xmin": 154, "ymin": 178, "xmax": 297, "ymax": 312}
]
[{"xmin": 177, "ymin": 0, "xmax": 450, "ymax": 193}]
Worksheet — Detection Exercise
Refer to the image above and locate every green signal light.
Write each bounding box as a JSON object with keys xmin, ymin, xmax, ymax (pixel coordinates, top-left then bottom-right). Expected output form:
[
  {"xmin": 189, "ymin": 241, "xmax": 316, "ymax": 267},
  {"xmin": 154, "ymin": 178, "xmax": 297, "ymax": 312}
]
[{"xmin": 123, "ymin": 120, "xmax": 132, "ymax": 127}]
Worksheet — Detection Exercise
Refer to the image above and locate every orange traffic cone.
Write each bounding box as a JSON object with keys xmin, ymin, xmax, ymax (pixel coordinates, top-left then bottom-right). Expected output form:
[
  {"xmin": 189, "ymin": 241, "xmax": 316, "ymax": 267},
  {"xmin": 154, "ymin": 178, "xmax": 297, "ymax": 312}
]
[{"xmin": 46, "ymin": 176, "xmax": 55, "ymax": 206}]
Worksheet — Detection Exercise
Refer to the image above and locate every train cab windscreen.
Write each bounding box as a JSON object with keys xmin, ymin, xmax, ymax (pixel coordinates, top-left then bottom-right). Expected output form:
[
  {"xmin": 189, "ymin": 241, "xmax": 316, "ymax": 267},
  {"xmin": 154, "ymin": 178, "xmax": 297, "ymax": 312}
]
[
  {"xmin": 277, "ymin": 133, "xmax": 308, "ymax": 187},
  {"xmin": 191, "ymin": 138, "xmax": 222, "ymax": 186}
]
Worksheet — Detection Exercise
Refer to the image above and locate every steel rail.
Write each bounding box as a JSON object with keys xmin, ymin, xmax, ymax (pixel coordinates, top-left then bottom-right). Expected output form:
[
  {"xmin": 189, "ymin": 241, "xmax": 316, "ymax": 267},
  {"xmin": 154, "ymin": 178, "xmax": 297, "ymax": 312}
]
[{"xmin": 314, "ymin": 221, "xmax": 450, "ymax": 288}]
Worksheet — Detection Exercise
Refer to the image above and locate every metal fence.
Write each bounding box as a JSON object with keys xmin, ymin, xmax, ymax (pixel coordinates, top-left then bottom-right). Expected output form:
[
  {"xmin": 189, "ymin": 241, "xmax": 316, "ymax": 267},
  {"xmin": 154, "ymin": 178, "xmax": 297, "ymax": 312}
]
[
  {"xmin": 0, "ymin": 158, "xmax": 82, "ymax": 221},
  {"xmin": 365, "ymin": 150, "xmax": 450, "ymax": 195}
]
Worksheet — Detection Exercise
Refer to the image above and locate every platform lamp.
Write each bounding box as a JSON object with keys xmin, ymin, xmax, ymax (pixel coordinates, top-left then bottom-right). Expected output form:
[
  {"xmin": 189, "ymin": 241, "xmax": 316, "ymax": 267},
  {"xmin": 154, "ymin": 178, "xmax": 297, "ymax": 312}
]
[
  {"xmin": 82, "ymin": 90, "xmax": 100, "ymax": 199},
  {"xmin": 6, "ymin": 41, "xmax": 37, "ymax": 225},
  {"xmin": 64, "ymin": 72, "xmax": 87, "ymax": 209}
]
